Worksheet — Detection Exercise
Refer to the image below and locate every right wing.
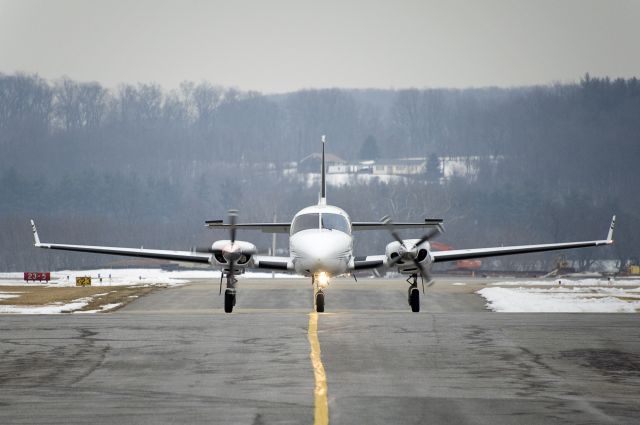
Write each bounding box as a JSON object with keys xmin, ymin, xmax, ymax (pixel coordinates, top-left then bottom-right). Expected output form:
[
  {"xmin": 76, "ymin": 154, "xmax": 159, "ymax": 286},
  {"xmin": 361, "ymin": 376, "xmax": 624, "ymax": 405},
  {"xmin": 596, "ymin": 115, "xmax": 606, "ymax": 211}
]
[{"xmin": 31, "ymin": 220, "xmax": 212, "ymax": 264}]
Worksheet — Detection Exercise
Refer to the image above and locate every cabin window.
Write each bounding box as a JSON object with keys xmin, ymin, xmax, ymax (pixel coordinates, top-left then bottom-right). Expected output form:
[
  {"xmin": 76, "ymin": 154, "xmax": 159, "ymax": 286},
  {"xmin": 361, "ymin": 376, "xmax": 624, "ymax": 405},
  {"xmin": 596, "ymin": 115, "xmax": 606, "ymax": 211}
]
[
  {"xmin": 321, "ymin": 213, "xmax": 351, "ymax": 234},
  {"xmin": 291, "ymin": 213, "xmax": 320, "ymax": 234}
]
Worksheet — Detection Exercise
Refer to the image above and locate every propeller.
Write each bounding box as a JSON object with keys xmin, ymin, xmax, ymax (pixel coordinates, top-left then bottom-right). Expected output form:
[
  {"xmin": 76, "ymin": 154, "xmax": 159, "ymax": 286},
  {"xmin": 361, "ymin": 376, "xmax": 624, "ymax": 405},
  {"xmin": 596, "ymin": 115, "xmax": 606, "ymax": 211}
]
[
  {"xmin": 381, "ymin": 215, "xmax": 443, "ymax": 291},
  {"xmin": 220, "ymin": 209, "xmax": 239, "ymax": 294},
  {"xmin": 195, "ymin": 210, "xmax": 239, "ymax": 294},
  {"xmin": 195, "ymin": 210, "xmax": 242, "ymax": 294}
]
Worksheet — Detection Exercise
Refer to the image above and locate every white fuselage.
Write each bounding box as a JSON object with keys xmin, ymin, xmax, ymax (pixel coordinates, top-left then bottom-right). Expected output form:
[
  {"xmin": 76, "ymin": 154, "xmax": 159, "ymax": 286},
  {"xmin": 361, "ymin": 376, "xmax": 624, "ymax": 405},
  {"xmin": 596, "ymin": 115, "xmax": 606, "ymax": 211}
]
[{"xmin": 289, "ymin": 203, "xmax": 353, "ymax": 277}]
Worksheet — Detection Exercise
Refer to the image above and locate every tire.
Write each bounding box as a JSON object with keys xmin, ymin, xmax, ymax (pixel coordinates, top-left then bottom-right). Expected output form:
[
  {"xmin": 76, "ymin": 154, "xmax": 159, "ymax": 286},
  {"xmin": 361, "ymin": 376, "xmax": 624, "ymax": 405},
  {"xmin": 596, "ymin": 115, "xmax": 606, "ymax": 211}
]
[
  {"xmin": 224, "ymin": 290, "xmax": 235, "ymax": 313},
  {"xmin": 316, "ymin": 292, "xmax": 325, "ymax": 313},
  {"xmin": 409, "ymin": 288, "xmax": 420, "ymax": 313}
]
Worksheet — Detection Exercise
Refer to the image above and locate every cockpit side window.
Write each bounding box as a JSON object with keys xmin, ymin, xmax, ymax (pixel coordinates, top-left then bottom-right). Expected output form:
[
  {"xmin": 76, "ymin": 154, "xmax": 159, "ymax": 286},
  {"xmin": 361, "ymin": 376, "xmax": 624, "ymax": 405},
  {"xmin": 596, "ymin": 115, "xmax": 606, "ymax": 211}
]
[
  {"xmin": 291, "ymin": 213, "xmax": 320, "ymax": 234},
  {"xmin": 321, "ymin": 213, "xmax": 351, "ymax": 234}
]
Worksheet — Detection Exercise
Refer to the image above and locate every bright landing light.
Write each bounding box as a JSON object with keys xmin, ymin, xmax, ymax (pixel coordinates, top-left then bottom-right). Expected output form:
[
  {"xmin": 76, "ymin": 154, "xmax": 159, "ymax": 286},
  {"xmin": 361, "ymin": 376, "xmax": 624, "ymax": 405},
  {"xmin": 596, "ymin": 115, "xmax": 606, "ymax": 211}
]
[{"xmin": 318, "ymin": 272, "xmax": 330, "ymax": 288}]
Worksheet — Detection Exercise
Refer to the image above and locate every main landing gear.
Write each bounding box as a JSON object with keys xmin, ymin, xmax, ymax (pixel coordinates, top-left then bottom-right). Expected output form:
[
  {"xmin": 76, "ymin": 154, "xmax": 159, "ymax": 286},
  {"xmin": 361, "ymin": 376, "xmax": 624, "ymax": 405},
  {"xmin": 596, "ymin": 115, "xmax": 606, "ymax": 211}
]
[
  {"xmin": 407, "ymin": 274, "xmax": 420, "ymax": 313},
  {"xmin": 223, "ymin": 273, "xmax": 237, "ymax": 313}
]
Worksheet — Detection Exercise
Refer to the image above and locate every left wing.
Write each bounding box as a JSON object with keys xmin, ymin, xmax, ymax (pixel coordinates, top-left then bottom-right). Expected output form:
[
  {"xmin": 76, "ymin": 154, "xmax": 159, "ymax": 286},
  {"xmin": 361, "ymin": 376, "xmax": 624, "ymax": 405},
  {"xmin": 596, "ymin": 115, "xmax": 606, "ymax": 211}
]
[
  {"xmin": 432, "ymin": 216, "xmax": 615, "ymax": 263},
  {"xmin": 31, "ymin": 220, "xmax": 212, "ymax": 264}
]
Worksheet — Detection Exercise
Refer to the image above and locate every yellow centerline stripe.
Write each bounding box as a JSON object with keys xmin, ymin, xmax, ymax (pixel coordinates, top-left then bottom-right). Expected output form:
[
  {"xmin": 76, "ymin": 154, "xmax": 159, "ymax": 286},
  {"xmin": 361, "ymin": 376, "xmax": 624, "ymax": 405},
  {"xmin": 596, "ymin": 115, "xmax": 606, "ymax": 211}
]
[{"xmin": 308, "ymin": 312, "xmax": 329, "ymax": 425}]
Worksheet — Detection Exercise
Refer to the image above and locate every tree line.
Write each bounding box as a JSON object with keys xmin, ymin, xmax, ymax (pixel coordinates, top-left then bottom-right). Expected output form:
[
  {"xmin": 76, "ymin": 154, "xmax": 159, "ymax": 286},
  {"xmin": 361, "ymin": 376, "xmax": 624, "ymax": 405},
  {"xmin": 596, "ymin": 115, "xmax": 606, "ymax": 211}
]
[{"xmin": 1, "ymin": 73, "xmax": 638, "ymax": 272}]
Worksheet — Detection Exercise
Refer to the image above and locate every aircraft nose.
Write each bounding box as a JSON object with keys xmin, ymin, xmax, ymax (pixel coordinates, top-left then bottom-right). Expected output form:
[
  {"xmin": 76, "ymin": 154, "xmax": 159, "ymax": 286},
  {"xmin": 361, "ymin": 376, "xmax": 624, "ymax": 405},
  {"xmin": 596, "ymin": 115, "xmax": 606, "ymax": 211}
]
[{"xmin": 293, "ymin": 230, "xmax": 351, "ymax": 271}]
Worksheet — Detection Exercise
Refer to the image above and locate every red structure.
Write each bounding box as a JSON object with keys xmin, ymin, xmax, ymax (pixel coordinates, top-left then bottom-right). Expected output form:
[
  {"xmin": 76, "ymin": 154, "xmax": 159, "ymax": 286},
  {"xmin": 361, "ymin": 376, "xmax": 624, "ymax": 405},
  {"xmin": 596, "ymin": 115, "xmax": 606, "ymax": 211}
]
[
  {"xmin": 24, "ymin": 272, "xmax": 50, "ymax": 282},
  {"xmin": 430, "ymin": 242, "xmax": 482, "ymax": 270}
]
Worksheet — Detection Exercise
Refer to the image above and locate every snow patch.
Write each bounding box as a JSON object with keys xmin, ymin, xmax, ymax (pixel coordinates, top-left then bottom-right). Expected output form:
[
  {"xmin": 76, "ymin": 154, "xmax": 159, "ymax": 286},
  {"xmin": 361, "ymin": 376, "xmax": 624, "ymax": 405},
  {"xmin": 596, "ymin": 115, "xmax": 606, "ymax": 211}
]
[
  {"xmin": 76, "ymin": 302, "xmax": 123, "ymax": 314},
  {"xmin": 490, "ymin": 278, "xmax": 640, "ymax": 287},
  {"xmin": 0, "ymin": 292, "xmax": 22, "ymax": 300},
  {"xmin": 0, "ymin": 268, "xmax": 302, "ymax": 287},
  {"xmin": 0, "ymin": 299, "xmax": 90, "ymax": 314},
  {"xmin": 478, "ymin": 287, "xmax": 640, "ymax": 313}
]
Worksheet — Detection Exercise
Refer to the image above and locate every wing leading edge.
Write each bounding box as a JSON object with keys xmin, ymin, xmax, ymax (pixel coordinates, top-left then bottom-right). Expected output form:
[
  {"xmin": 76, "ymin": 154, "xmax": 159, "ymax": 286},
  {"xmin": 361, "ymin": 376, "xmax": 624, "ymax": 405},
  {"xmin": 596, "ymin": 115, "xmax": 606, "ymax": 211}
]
[
  {"xmin": 31, "ymin": 220, "xmax": 212, "ymax": 264},
  {"xmin": 431, "ymin": 215, "xmax": 616, "ymax": 263}
]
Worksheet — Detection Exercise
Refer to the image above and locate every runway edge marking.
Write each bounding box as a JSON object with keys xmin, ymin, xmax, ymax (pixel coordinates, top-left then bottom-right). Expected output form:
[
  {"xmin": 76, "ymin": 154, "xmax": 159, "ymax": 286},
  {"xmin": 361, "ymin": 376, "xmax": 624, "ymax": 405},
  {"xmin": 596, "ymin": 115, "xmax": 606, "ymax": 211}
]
[{"xmin": 308, "ymin": 312, "xmax": 329, "ymax": 425}]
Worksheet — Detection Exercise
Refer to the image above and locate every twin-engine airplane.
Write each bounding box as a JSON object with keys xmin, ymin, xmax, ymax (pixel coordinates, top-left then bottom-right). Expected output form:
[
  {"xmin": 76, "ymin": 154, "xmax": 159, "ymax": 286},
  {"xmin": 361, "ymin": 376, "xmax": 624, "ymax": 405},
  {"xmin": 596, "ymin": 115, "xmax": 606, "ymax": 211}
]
[{"xmin": 31, "ymin": 136, "xmax": 615, "ymax": 313}]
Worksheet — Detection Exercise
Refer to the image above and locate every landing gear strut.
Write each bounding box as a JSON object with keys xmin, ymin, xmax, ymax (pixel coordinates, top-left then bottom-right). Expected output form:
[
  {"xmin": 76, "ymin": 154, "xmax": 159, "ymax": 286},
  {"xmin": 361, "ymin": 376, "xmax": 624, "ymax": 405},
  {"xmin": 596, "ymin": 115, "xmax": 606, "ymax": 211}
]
[
  {"xmin": 407, "ymin": 274, "xmax": 420, "ymax": 313},
  {"xmin": 223, "ymin": 273, "xmax": 237, "ymax": 313}
]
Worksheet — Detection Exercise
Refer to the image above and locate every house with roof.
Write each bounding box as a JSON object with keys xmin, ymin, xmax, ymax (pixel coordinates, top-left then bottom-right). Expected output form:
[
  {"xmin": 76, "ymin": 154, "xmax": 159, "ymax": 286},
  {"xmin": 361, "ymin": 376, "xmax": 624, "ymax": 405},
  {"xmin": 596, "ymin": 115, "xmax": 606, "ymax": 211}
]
[
  {"xmin": 371, "ymin": 158, "xmax": 427, "ymax": 175},
  {"xmin": 298, "ymin": 152, "xmax": 346, "ymax": 173}
]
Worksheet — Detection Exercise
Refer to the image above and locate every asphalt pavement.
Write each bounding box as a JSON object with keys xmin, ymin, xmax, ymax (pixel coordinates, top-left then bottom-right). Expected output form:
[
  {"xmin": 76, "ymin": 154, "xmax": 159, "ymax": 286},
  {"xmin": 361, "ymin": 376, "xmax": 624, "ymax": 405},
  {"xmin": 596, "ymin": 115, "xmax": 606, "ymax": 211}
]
[{"xmin": 1, "ymin": 277, "xmax": 639, "ymax": 424}]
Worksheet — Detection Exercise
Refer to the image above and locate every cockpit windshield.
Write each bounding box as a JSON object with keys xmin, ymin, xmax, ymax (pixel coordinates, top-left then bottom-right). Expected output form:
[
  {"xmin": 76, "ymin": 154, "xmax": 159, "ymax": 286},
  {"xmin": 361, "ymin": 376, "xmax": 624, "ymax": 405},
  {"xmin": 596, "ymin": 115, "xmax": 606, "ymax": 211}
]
[
  {"xmin": 291, "ymin": 213, "xmax": 319, "ymax": 234},
  {"xmin": 321, "ymin": 213, "xmax": 351, "ymax": 234},
  {"xmin": 291, "ymin": 212, "xmax": 351, "ymax": 235}
]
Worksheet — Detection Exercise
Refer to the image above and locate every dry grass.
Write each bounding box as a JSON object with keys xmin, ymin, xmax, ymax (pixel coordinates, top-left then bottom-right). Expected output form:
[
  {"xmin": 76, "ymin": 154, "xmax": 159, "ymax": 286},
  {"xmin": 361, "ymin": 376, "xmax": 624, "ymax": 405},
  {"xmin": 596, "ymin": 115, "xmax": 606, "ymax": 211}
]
[{"xmin": 0, "ymin": 285, "xmax": 161, "ymax": 312}]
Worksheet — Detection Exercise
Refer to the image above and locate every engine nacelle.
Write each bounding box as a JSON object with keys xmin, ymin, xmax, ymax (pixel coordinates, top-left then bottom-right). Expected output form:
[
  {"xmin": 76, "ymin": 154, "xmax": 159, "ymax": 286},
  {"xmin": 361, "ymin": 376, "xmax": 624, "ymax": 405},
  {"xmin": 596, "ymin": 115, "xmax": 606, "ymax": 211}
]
[
  {"xmin": 210, "ymin": 240, "xmax": 257, "ymax": 267},
  {"xmin": 385, "ymin": 239, "xmax": 431, "ymax": 274}
]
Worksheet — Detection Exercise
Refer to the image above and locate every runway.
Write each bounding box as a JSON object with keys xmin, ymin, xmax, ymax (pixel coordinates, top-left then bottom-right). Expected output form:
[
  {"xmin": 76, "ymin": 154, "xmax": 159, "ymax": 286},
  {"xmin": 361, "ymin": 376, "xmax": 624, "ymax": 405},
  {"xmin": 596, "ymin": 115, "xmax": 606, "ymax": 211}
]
[{"xmin": 1, "ymin": 278, "xmax": 639, "ymax": 424}]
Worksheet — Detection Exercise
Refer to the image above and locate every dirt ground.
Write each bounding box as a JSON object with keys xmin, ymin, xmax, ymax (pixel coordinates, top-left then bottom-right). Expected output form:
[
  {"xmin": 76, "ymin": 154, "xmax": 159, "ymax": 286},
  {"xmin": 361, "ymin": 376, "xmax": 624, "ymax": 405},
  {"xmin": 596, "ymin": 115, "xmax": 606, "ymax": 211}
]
[{"xmin": 0, "ymin": 285, "xmax": 161, "ymax": 312}]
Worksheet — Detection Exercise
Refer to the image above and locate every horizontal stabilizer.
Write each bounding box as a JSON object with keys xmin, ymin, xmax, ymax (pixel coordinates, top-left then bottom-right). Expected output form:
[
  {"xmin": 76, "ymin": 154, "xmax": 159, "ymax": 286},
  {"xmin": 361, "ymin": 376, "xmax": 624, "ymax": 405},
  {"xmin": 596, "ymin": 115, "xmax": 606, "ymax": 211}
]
[
  {"xmin": 352, "ymin": 219, "xmax": 443, "ymax": 231},
  {"xmin": 205, "ymin": 221, "xmax": 291, "ymax": 233}
]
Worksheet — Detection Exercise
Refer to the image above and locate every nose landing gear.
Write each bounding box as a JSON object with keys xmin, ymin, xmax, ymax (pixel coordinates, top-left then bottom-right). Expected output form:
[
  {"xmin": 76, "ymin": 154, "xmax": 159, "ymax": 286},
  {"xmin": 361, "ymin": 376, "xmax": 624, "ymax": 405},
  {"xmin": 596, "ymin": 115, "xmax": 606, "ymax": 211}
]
[
  {"xmin": 407, "ymin": 274, "xmax": 420, "ymax": 312},
  {"xmin": 315, "ymin": 291, "xmax": 325, "ymax": 312},
  {"xmin": 312, "ymin": 274, "xmax": 326, "ymax": 312}
]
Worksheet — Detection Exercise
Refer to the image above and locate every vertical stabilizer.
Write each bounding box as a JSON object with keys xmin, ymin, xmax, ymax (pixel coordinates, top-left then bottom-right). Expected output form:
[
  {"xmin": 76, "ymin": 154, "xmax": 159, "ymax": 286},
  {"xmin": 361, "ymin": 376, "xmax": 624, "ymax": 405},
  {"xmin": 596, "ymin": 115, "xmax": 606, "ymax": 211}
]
[{"xmin": 320, "ymin": 135, "xmax": 327, "ymax": 205}]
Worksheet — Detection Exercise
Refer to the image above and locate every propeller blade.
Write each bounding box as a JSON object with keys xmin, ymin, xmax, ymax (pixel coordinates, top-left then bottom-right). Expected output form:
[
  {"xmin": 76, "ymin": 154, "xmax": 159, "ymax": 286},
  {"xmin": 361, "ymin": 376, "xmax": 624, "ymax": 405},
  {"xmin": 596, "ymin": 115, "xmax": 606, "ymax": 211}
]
[
  {"xmin": 381, "ymin": 215, "xmax": 406, "ymax": 247},
  {"xmin": 411, "ymin": 257, "xmax": 435, "ymax": 293},
  {"xmin": 228, "ymin": 209, "xmax": 238, "ymax": 244},
  {"xmin": 414, "ymin": 224, "xmax": 443, "ymax": 247},
  {"xmin": 411, "ymin": 257, "xmax": 431, "ymax": 282},
  {"xmin": 383, "ymin": 214, "xmax": 439, "ymax": 292},
  {"xmin": 195, "ymin": 246, "xmax": 219, "ymax": 254}
]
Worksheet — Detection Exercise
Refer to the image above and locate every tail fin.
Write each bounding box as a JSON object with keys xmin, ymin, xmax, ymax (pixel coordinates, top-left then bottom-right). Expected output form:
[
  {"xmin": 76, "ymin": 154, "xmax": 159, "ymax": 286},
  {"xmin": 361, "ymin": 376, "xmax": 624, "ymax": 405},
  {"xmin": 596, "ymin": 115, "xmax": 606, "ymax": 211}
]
[{"xmin": 320, "ymin": 135, "xmax": 327, "ymax": 205}]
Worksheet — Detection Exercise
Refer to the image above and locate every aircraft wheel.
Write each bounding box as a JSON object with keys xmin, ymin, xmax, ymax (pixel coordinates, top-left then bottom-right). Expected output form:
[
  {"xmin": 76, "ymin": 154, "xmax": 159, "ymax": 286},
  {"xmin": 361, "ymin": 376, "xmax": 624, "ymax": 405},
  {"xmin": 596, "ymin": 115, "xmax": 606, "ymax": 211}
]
[
  {"xmin": 409, "ymin": 288, "xmax": 420, "ymax": 313},
  {"xmin": 316, "ymin": 291, "xmax": 325, "ymax": 313},
  {"xmin": 224, "ymin": 290, "xmax": 235, "ymax": 313}
]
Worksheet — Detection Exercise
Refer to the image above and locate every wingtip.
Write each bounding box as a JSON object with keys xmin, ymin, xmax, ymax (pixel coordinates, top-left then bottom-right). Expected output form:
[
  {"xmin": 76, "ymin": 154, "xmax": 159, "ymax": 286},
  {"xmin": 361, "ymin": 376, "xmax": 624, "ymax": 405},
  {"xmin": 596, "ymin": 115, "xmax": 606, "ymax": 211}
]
[
  {"xmin": 31, "ymin": 219, "xmax": 41, "ymax": 246},
  {"xmin": 607, "ymin": 214, "xmax": 616, "ymax": 242}
]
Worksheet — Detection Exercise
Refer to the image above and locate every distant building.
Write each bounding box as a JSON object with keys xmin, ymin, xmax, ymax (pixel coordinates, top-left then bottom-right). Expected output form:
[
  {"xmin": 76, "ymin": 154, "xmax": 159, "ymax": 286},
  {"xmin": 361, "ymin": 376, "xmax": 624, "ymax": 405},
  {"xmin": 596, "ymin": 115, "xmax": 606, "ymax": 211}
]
[
  {"xmin": 327, "ymin": 162, "xmax": 372, "ymax": 174},
  {"xmin": 298, "ymin": 152, "xmax": 345, "ymax": 173},
  {"xmin": 440, "ymin": 155, "xmax": 503, "ymax": 180},
  {"xmin": 372, "ymin": 158, "xmax": 427, "ymax": 175},
  {"xmin": 295, "ymin": 153, "xmax": 502, "ymax": 182}
]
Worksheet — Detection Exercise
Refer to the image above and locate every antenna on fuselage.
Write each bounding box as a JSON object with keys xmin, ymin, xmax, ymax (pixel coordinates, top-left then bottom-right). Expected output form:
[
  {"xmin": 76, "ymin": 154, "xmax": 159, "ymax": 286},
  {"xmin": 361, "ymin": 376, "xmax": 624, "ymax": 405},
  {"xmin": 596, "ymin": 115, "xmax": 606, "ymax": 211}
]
[{"xmin": 319, "ymin": 135, "xmax": 327, "ymax": 206}]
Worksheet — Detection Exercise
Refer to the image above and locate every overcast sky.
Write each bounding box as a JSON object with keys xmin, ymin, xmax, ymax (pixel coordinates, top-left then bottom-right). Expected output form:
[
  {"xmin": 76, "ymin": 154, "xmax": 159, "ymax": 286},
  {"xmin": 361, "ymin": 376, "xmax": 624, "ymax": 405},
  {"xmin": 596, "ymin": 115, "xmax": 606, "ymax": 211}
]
[{"xmin": 1, "ymin": 0, "xmax": 639, "ymax": 93}]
